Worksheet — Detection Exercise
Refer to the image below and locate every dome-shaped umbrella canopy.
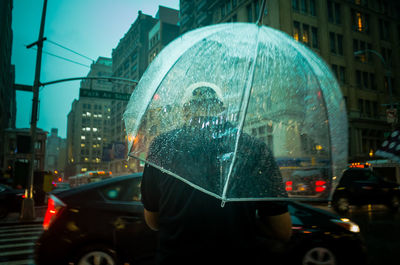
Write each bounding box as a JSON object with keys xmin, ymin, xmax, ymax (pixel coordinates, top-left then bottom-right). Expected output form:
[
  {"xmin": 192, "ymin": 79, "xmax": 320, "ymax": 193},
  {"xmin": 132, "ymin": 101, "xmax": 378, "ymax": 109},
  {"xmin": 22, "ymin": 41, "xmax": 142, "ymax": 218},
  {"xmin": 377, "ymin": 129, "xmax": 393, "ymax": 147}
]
[{"xmin": 123, "ymin": 23, "xmax": 348, "ymax": 202}]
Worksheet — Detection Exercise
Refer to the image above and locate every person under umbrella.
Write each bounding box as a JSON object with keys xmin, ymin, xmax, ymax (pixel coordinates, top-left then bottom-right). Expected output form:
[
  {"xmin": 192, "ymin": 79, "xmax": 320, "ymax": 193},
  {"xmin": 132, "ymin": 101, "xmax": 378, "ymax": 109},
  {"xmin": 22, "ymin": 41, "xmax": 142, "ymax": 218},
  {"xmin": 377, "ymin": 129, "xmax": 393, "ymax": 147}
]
[{"xmin": 140, "ymin": 85, "xmax": 292, "ymax": 265}]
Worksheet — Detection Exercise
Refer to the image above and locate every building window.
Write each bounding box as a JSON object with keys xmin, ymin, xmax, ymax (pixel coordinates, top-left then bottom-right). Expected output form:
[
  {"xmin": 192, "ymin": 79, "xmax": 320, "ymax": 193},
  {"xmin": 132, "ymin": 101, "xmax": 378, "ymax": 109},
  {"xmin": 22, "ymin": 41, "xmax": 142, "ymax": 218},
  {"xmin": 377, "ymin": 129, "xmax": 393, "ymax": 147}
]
[
  {"xmin": 365, "ymin": 100, "xmax": 371, "ymax": 117},
  {"xmin": 358, "ymin": 99, "xmax": 364, "ymax": 114},
  {"xmin": 292, "ymin": 0, "xmax": 299, "ymax": 11},
  {"xmin": 329, "ymin": 32, "xmax": 343, "ymax": 55},
  {"xmin": 331, "ymin": 64, "xmax": 346, "ymax": 83},
  {"xmin": 353, "ymin": 39, "xmax": 372, "ymax": 62},
  {"xmin": 300, "ymin": 0, "xmax": 307, "ymax": 13},
  {"xmin": 379, "ymin": 19, "xmax": 390, "ymax": 40},
  {"xmin": 293, "ymin": 0, "xmax": 316, "ymax": 16},
  {"xmin": 227, "ymin": 1, "xmax": 232, "ymax": 13},
  {"xmin": 293, "ymin": 21, "xmax": 300, "ymax": 41},
  {"xmin": 310, "ymin": 0, "xmax": 316, "ymax": 16},
  {"xmin": 381, "ymin": 47, "xmax": 392, "ymax": 66},
  {"xmin": 372, "ymin": 101, "xmax": 378, "ymax": 117},
  {"xmin": 311, "ymin": 27, "xmax": 318, "ymax": 48},
  {"xmin": 302, "ymin": 24, "xmax": 310, "ymax": 45},
  {"xmin": 384, "ymin": 77, "xmax": 395, "ymax": 95},
  {"xmin": 247, "ymin": 4, "xmax": 252, "ymax": 22},
  {"xmin": 356, "ymin": 70, "xmax": 375, "ymax": 90},
  {"xmin": 330, "ymin": 1, "xmax": 341, "ymax": 24},
  {"xmin": 34, "ymin": 141, "xmax": 42, "ymax": 151},
  {"xmin": 378, "ymin": 0, "xmax": 389, "ymax": 15},
  {"xmin": 351, "ymin": 9, "xmax": 369, "ymax": 33},
  {"xmin": 370, "ymin": 73, "xmax": 376, "ymax": 90},
  {"xmin": 293, "ymin": 22, "xmax": 318, "ymax": 48},
  {"xmin": 254, "ymin": 0, "xmax": 260, "ymax": 19}
]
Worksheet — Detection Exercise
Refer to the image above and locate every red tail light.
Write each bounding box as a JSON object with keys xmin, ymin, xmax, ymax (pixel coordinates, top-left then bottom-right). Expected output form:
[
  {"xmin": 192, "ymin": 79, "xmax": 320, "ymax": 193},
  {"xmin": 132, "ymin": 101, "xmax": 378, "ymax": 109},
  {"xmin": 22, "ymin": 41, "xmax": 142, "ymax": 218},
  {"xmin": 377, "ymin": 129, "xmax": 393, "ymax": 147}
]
[
  {"xmin": 285, "ymin": 181, "xmax": 293, "ymax": 191},
  {"xmin": 43, "ymin": 195, "xmax": 66, "ymax": 230},
  {"xmin": 315, "ymin": 180, "xmax": 327, "ymax": 192}
]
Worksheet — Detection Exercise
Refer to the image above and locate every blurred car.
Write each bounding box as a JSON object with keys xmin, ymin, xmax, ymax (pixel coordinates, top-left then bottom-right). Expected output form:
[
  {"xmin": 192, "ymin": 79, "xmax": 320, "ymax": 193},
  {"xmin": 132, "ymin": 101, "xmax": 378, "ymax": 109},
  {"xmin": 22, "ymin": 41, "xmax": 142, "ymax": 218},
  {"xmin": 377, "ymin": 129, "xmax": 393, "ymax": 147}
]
[
  {"xmin": 35, "ymin": 173, "xmax": 366, "ymax": 265},
  {"xmin": 284, "ymin": 168, "xmax": 330, "ymax": 198},
  {"xmin": 332, "ymin": 168, "xmax": 400, "ymax": 213},
  {"xmin": 0, "ymin": 184, "xmax": 25, "ymax": 218}
]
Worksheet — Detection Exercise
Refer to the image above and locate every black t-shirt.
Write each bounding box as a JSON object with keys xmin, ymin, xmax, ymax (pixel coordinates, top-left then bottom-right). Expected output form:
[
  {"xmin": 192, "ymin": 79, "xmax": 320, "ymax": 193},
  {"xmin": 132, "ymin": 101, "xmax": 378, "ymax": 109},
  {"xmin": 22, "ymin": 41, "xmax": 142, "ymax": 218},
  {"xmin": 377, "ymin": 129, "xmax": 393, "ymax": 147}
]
[
  {"xmin": 141, "ymin": 120, "xmax": 288, "ymax": 264},
  {"xmin": 141, "ymin": 166, "xmax": 288, "ymax": 265}
]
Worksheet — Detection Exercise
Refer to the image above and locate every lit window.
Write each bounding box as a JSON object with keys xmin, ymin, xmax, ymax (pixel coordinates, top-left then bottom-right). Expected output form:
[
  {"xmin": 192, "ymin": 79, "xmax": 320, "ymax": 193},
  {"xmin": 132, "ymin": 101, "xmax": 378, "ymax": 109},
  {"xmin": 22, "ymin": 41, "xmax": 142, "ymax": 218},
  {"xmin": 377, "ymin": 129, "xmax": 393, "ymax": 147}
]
[
  {"xmin": 94, "ymin": 114, "xmax": 98, "ymax": 118},
  {"xmin": 82, "ymin": 168, "xmax": 87, "ymax": 172},
  {"xmin": 82, "ymin": 113, "xmax": 86, "ymax": 117},
  {"xmin": 81, "ymin": 136, "xmax": 86, "ymax": 140},
  {"xmin": 93, "ymin": 128, "xmax": 98, "ymax": 132},
  {"xmin": 302, "ymin": 25, "xmax": 309, "ymax": 44},
  {"xmin": 81, "ymin": 144, "xmax": 85, "ymax": 147},
  {"xmin": 86, "ymin": 127, "xmax": 91, "ymax": 131},
  {"xmin": 293, "ymin": 21, "xmax": 300, "ymax": 41},
  {"xmin": 98, "ymin": 114, "xmax": 102, "ymax": 118},
  {"xmin": 84, "ymin": 157, "xmax": 88, "ymax": 162},
  {"xmin": 97, "ymin": 137, "xmax": 102, "ymax": 140},
  {"xmin": 86, "ymin": 112, "xmax": 91, "ymax": 117},
  {"xmin": 357, "ymin": 13, "xmax": 363, "ymax": 30}
]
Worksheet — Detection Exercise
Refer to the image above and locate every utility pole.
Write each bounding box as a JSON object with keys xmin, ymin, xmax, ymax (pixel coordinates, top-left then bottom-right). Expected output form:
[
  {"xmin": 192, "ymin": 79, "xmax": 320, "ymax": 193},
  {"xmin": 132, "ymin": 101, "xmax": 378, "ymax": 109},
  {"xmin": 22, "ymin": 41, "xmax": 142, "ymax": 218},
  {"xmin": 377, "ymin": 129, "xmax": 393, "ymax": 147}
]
[{"xmin": 20, "ymin": 0, "xmax": 48, "ymax": 220}]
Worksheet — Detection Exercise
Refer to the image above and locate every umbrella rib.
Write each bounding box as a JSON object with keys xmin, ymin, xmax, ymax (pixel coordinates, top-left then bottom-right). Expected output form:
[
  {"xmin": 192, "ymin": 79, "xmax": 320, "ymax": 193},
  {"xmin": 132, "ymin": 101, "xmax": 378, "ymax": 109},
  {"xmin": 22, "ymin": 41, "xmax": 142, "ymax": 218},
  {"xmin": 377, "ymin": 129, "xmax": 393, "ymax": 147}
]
[
  {"xmin": 128, "ymin": 153, "xmax": 223, "ymax": 200},
  {"xmin": 221, "ymin": 26, "xmax": 262, "ymax": 205}
]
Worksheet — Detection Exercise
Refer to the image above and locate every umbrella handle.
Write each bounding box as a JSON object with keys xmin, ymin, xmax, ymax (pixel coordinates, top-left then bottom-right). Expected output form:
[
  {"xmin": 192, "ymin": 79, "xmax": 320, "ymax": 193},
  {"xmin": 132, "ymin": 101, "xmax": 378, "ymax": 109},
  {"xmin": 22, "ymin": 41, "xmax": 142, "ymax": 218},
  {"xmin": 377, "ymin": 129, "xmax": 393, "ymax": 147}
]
[{"xmin": 257, "ymin": 0, "xmax": 267, "ymax": 26}]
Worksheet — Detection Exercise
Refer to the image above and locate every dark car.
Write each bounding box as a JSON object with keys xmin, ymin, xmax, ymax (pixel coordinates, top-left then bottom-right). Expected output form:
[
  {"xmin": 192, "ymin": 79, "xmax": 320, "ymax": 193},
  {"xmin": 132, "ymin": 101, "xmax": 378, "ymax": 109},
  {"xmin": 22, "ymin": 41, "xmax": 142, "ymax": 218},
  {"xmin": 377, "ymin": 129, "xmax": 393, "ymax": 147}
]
[
  {"xmin": 332, "ymin": 168, "xmax": 400, "ymax": 213},
  {"xmin": 35, "ymin": 173, "xmax": 366, "ymax": 265},
  {"xmin": 0, "ymin": 184, "xmax": 25, "ymax": 218}
]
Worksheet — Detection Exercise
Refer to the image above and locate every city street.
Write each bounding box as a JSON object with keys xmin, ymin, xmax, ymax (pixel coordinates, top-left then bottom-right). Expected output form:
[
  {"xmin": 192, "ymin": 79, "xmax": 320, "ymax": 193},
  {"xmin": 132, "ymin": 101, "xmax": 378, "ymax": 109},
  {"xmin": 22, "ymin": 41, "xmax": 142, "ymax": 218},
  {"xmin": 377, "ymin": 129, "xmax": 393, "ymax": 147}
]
[
  {"xmin": 0, "ymin": 204, "xmax": 399, "ymax": 265},
  {"xmin": 314, "ymin": 203, "xmax": 400, "ymax": 265},
  {"xmin": 345, "ymin": 206, "xmax": 400, "ymax": 265},
  {"xmin": 0, "ymin": 223, "xmax": 42, "ymax": 265}
]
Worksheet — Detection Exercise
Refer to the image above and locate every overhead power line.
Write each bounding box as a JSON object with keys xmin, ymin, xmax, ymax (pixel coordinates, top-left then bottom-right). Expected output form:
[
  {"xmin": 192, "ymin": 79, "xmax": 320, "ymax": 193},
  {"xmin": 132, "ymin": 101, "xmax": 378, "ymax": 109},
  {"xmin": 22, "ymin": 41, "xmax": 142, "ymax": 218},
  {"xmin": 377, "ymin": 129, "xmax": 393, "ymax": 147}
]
[
  {"xmin": 31, "ymin": 47, "xmax": 90, "ymax": 68},
  {"xmin": 47, "ymin": 39, "xmax": 95, "ymax": 62}
]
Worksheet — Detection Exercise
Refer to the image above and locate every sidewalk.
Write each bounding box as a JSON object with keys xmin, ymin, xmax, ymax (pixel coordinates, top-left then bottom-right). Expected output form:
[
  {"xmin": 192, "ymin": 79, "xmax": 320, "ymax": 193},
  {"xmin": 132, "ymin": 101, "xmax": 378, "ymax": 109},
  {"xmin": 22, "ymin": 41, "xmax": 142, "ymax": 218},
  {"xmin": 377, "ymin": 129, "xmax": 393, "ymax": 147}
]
[{"xmin": 0, "ymin": 206, "xmax": 46, "ymax": 226}]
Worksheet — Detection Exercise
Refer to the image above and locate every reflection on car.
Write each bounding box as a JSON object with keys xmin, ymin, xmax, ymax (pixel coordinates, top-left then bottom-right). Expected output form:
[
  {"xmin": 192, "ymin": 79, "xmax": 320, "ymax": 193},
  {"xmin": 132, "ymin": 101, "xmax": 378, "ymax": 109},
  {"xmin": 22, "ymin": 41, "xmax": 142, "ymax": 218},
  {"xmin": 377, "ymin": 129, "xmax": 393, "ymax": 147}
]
[
  {"xmin": 0, "ymin": 184, "xmax": 25, "ymax": 218},
  {"xmin": 332, "ymin": 168, "xmax": 400, "ymax": 213},
  {"xmin": 35, "ymin": 173, "xmax": 366, "ymax": 265}
]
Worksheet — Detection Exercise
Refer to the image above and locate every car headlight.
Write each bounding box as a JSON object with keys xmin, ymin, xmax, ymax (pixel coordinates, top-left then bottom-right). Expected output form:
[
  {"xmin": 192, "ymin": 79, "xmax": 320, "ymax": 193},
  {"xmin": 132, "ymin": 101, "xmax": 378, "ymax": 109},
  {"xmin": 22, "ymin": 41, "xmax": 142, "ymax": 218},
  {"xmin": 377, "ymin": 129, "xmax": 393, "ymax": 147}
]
[{"xmin": 331, "ymin": 218, "xmax": 360, "ymax": 233}]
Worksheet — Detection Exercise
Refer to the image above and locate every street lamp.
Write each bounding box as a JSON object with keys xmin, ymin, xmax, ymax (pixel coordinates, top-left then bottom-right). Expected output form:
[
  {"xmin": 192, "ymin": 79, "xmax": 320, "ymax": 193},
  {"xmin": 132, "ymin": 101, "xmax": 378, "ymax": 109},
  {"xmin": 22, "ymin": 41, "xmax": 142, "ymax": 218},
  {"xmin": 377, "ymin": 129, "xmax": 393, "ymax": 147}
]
[{"xmin": 354, "ymin": 49, "xmax": 395, "ymax": 125}]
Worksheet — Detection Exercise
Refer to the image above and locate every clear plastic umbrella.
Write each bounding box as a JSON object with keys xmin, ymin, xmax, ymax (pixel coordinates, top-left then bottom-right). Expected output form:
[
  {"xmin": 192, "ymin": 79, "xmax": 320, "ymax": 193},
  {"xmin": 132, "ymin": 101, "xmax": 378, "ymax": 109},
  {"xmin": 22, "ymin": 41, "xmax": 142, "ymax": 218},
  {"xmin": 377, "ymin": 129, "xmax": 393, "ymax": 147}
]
[{"xmin": 123, "ymin": 22, "xmax": 348, "ymax": 203}]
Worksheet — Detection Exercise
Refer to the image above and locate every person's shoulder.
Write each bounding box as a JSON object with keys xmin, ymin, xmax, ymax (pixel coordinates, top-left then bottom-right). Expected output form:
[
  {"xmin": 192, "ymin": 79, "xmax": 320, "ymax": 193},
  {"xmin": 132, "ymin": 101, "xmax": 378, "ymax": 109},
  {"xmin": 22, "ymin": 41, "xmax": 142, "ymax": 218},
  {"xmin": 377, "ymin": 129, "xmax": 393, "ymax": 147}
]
[{"xmin": 240, "ymin": 132, "xmax": 267, "ymax": 149}]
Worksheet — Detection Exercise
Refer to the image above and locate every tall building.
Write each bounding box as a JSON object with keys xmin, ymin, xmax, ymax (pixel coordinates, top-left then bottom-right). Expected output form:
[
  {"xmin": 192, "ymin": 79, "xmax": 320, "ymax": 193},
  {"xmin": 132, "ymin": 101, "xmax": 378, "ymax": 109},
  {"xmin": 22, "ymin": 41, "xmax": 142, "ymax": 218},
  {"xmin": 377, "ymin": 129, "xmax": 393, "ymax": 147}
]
[
  {"xmin": 179, "ymin": 0, "xmax": 400, "ymax": 163},
  {"xmin": 149, "ymin": 6, "xmax": 180, "ymax": 63},
  {"xmin": 65, "ymin": 57, "xmax": 113, "ymax": 177},
  {"xmin": 110, "ymin": 6, "xmax": 179, "ymax": 174},
  {"xmin": 0, "ymin": 0, "xmax": 16, "ymax": 177},
  {"xmin": 45, "ymin": 128, "xmax": 66, "ymax": 174}
]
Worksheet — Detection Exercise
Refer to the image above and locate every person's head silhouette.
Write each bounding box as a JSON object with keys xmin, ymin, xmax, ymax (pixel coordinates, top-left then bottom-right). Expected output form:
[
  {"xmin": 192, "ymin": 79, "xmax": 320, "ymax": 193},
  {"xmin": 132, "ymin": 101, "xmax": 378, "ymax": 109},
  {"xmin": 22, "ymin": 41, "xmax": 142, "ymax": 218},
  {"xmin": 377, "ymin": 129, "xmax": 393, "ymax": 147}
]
[{"xmin": 183, "ymin": 86, "xmax": 225, "ymax": 121}]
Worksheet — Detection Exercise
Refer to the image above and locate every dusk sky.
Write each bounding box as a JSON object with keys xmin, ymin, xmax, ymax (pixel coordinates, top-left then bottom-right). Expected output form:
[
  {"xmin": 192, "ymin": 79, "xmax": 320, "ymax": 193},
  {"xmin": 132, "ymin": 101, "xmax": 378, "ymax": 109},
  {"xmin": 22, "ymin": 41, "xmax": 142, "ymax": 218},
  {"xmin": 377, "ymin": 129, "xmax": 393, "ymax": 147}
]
[{"xmin": 12, "ymin": 0, "xmax": 180, "ymax": 138}]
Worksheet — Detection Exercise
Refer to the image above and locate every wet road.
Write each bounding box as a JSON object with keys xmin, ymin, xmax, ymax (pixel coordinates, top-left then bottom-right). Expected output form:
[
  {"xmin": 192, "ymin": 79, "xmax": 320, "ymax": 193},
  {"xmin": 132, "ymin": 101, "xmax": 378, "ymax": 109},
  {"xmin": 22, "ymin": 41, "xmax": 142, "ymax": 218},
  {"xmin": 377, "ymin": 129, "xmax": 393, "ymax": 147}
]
[{"xmin": 313, "ymin": 203, "xmax": 400, "ymax": 265}]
